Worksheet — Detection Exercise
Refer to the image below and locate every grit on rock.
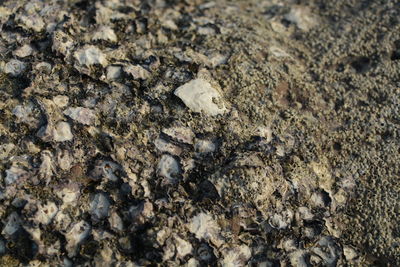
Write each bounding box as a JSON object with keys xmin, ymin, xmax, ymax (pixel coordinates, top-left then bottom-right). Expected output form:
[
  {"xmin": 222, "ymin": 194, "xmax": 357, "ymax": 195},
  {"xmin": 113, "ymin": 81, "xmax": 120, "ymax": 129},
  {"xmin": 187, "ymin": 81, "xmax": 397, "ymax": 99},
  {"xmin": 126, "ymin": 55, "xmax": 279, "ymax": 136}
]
[{"xmin": 0, "ymin": 0, "xmax": 399, "ymax": 266}]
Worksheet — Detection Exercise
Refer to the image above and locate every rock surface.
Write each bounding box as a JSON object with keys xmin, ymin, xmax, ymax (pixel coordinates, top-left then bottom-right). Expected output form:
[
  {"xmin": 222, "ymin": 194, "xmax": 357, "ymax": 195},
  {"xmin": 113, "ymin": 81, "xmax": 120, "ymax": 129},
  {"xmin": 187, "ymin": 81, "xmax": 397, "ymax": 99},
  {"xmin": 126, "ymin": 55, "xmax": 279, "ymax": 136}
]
[{"xmin": 0, "ymin": 0, "xmax": 398, "ymax": 266}]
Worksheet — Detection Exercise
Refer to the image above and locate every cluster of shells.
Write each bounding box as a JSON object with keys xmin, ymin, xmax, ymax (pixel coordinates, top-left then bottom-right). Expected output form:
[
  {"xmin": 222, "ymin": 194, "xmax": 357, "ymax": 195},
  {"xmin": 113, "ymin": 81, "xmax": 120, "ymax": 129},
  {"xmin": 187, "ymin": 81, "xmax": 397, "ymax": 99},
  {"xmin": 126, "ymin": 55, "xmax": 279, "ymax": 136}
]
[{"xmin": 0, "ymin": 0, "xmax": 360, "ymax": 266}]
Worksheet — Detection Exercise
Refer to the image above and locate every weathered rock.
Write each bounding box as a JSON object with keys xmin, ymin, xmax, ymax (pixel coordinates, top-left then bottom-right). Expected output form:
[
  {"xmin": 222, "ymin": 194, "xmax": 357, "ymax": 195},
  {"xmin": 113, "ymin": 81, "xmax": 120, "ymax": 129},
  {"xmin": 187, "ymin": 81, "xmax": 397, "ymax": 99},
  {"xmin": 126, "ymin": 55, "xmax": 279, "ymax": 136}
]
[{"xmin": 0, "ymin": 0, "xmax": 397, "ymax": 265}]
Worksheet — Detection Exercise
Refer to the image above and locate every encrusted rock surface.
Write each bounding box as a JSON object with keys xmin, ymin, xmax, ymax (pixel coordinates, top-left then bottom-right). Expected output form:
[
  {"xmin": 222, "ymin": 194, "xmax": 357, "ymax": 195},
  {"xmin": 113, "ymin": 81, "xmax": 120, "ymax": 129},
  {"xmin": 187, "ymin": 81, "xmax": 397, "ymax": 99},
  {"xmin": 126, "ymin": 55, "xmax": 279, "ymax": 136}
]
[{"xmin": 0, "ymin": 0, "xmax": 399, "ymax": 266}]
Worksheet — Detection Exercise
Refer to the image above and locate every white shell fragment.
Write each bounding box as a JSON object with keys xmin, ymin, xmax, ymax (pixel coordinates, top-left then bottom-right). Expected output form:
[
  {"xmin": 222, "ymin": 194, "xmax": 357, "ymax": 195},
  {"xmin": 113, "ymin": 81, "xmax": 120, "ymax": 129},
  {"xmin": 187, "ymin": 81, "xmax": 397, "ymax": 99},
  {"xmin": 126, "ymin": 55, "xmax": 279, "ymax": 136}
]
[
  {"xmin": 90, "ymin": 160, "xmax": 121, "ymax": 182},
  {"xmin": 175, "ymin": 235, "xmax": 193, "ymax": 259},
  {"xmin": 221, "ymin": 245, "xmax": 251, "ymax": 267},
  {"xmin": 284, "ymin": 6, "xmax": 318, "ymax": 31},
  {"xmin": 17, "ymin": 14, "xmax": 45, "ymax": 32},
  {"xmin": 90, "ymin": 193, "xmax": 111, "ymax": 221},
  {"xmin": 157, "ymin": 154, "xmax": 180, "ymax": 183},
  {"xmin": 53, "ymin": 95, "xmax": 69, "ymax": 107},
  {"xmin": 93, "ymin": 26, "xmax": 118, "ymax": 42},
  {"xmin": 39, "ymin": 150, "xmax": 55, "ymax": 183},
  {"xmin": 2, "ymin": 212, "xmax": 21, "ymax": 238},
  {"xmin": 65, "ymin": 221, "xmax": 91, "ymax": 257},
  {"xmin": 14, "ymin": 44, "xmax": 34, "ymax": 58},
  {"xmin": 54, "ymin": 121, "xmax": 74, "ymax": 142},
  {"xmin": 269, "ymin": 210, "xmax": 294, "ymax": 229},
  {"xmin": 343, "ymin": 246, "xmax": 357, "ymax": 261},
  {"xmin": 195, "ymin": 139, "xmax": 216, "ymax": 155},
  {"xmin": 186, "ymin": 258, "xmax": 200, "ymax": 267},
  {"xmin": 109, "ymin": 211, "xmax": 124, "ymax": 232},
  {"xmin": 0, "ymin": 143, "xmax": 15, "ymax": 161},
  {"xmin": 37, "ymin": 121, "xmax": 74, "ymax": 142},
  {"xmin": 4, "ymin": 59, "xmax": 27, "ymax": 77},
  {"xmin": 54, "ymin": 212, "xmax": 72, "ymax": 232},
  {"xmin": 52, "ymin": 31, "xmax": 75, "ymax": 56},
  {"xmin": 74, "ymin": 46, "xmax": 108, "ymax": 67},
  {"xmin": 34, "ymin": 202, "xmax": 58, "ymax": 225},
  {"xmin": 35, "ymin": 62, "xmax": 52, "ymax": 73},
  {"xmin": 124, "ymin": 64, "xmax": 151, "ymax": 80},
  {"xmin": 289, "ymin": 250, "xmax": 309, "ymax": 267},
  {"xmin": 64, "ymin": 107, "xmax": 96, "ymax": 125},
  {"xmin": 174, "ymin": 78, "xmax": 228, "ymax": 116},
  {"xmin": 12, "ymin": 102, "xmax": 40, "ymax": 128},
  {"xmin": 311, "ymin": 236, "xmax": 340, "ymax": 266},
  {"xmin": 106, "ymin": 65, "xmax": 122, "ymax": 80},
  {"xmin": 5, "ymin": 164, "xmax": 29, "ymax": 185},
  {"xmin": 154, "ymin": 138, "xmax": 182, "ymax": 155},
  {"xmin": 56, "ymin": 184, "xmax": 81, "ymax": 207},
  {"xmin": 187, "ymin": 213, "xmax": 222, "ymax": 247},
  {"xmin": 162, "ymin": 126, "xmax": 195, "ymax": 144}
]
